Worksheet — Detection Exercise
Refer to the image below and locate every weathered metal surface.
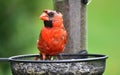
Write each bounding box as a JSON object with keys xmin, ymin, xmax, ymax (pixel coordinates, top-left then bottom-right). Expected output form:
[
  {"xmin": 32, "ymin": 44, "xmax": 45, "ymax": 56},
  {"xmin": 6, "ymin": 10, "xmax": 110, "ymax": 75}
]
[{"xmin": 53, "ymin": 0, "xmax": 87, "ymax": 53}]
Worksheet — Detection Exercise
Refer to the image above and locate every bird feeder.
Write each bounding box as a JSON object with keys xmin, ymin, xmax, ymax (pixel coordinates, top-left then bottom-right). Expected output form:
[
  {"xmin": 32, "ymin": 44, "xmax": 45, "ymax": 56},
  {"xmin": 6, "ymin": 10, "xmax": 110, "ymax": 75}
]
[
  {"xmin": 0, "ymin": 0, "xmax": 108, "ymax": 75},
  {"xmin": 0, "ymin": 54, "xmax": 107, "ymax": 75},
  {"xmin": 54, "ymin": 0, "xmax": 87, "ymax": 53}
]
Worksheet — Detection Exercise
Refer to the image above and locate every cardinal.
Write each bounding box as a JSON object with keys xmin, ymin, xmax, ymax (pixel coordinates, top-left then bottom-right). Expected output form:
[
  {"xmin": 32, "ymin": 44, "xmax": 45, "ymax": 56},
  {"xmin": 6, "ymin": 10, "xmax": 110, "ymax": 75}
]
[{"xmin": 37, "ymin": 10, "xmax": 67, "ymax": 60}]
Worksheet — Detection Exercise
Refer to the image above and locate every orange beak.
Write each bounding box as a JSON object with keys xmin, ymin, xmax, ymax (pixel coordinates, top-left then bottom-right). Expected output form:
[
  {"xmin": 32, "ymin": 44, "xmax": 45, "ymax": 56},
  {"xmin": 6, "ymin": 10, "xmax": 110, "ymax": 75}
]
[{"xmin": 39, "ymin": 12, "xmax": 49, "ymax": 21}]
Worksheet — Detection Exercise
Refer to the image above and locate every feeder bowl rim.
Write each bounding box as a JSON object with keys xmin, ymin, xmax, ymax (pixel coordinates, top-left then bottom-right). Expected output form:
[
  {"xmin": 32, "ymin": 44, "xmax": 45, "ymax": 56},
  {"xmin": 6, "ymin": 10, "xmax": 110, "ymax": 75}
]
[{"xmin": 9, "ymin": 54, "xmax": 108, "ymax": 63}]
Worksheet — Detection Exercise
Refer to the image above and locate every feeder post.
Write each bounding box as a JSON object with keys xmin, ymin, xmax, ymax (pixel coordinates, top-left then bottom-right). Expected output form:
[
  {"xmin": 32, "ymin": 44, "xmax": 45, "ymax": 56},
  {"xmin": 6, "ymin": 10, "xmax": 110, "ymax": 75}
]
[{"xmin": 53, "ymin": 0, "xmax": 87, "ymax": 53}]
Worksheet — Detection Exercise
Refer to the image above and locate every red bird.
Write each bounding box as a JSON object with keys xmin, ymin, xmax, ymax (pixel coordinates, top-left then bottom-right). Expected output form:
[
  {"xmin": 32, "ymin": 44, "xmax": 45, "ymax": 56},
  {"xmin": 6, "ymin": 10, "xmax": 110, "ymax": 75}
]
[{"xmin": 37, "ymin": 10, "xmax": 67, "ymax": 60}]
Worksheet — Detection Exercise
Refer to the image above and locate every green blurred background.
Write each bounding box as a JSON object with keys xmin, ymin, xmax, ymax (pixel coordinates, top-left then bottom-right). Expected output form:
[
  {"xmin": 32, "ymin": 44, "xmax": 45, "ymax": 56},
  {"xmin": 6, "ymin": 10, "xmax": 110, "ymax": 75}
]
[{"xmin": 0, "ymin": 0, "xmax": 119, "ymax": 75}]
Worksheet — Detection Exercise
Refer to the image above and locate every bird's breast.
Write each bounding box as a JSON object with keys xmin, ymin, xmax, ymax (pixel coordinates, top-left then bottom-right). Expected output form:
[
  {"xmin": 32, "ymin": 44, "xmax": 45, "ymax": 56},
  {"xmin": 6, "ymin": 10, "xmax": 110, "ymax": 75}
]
[{"xmin": 38, "ymin": 27, "xmax": 67, "ymax": 55}]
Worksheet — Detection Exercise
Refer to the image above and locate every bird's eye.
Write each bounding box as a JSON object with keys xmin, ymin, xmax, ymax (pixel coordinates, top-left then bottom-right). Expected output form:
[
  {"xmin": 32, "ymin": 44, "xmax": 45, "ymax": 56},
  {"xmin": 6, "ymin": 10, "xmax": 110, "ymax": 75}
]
[{"xmin": 48, "ymin": 12, "xmax": 54, "ymax": 18}]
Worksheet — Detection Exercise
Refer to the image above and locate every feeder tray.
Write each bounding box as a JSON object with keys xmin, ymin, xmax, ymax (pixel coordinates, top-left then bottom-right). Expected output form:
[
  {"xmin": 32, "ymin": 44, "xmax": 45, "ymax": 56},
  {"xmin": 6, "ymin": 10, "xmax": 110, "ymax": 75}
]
[{"xmin": 8, "ymin": 54, "xmax": 108, "ymax": 75}]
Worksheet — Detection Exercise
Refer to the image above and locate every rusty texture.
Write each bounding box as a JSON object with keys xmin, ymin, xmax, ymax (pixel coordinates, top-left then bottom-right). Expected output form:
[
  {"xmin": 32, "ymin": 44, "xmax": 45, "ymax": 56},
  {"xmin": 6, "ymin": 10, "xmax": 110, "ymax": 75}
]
[{"xmin": 53, "ymin": 0, "xmax": 87, "ymax": 53}]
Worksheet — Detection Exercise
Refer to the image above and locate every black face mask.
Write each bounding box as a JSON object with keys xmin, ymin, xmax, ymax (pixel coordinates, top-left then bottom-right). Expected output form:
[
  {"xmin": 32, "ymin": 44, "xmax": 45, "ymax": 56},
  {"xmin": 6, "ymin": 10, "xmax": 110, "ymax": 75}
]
[
  {"xmin": 44, "ymin": 12, "xmax": 54, "ymax": 28},
  {"xmin": 44, "ymin": 20, "xmax": 53, "ymax": 28}
]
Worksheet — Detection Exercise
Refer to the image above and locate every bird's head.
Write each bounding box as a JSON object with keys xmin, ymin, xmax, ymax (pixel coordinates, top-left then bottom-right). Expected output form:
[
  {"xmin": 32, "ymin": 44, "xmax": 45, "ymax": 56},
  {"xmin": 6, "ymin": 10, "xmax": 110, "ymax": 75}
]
[{"xmin": 40, "ymin": 9, "xmax": 63, "ymax": 28}]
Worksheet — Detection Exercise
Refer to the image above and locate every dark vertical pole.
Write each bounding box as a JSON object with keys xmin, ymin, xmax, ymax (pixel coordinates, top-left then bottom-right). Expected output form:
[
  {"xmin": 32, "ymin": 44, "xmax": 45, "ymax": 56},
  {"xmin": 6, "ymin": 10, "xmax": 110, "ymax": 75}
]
[{"xmin": 53, "ymin": 0, "xmax": 87, "ymax": 53}]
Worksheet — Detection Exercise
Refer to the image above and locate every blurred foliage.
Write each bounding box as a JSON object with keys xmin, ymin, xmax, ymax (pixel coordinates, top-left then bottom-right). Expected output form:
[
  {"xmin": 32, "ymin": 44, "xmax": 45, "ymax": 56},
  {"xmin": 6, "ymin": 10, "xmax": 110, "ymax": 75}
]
[
  {"xmin": 0, "ymin": 0, "xmax": 53, "ymax": 75},
  {"xmin": 88, "ymin": 0, "xmax": 120, "ymax": 75},
  {"xmin": 0, "ymin": 0, "xmax": 120, "ymax": 75}
]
